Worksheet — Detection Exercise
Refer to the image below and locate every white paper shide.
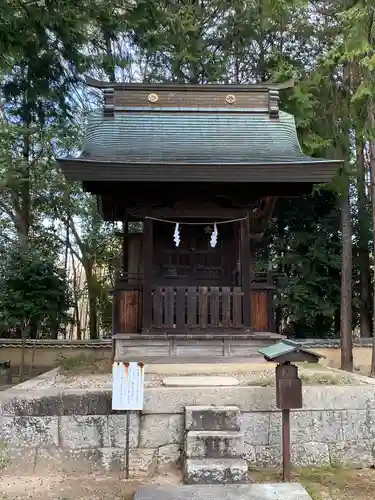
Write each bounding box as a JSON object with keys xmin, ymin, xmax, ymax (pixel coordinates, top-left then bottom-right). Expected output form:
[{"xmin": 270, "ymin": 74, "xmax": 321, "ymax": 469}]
[{"xmin": 112, "ymin": 361, "xmax": 145, "ymax": 410}]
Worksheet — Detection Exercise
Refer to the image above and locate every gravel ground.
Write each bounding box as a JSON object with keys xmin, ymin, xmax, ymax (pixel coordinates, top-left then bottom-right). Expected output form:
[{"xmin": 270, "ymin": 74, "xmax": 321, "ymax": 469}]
[
  {"xmin": 0, "ymin": 467, "xmax": 182, "ymax": 500},
  {"xmin": 7, "ymin": 363, "xmax": 367, "ymax": 392}
]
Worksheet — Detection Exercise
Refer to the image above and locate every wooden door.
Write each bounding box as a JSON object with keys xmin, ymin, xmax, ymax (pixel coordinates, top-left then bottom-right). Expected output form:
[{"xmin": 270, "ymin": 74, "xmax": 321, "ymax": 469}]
[{"xmin": 154, "ymin": 223, "xmax": 230, "ymax": 285}]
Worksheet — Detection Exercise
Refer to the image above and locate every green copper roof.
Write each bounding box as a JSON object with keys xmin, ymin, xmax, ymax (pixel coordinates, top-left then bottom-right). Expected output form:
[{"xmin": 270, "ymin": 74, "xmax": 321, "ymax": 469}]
[
  {"xmin": 76, "ymin": 110, "xmax": 326, "ymax": 165},
  {"xmin": 258, "ymin": 341, "xmax": 297, "ymax": 359},
  {"xmin": 58, "ymin": 107, "xmax": 341, "ymax": 183},
  {"xmin": 258, "ymin": 340, "xmax": 324, "ymax": 361}
]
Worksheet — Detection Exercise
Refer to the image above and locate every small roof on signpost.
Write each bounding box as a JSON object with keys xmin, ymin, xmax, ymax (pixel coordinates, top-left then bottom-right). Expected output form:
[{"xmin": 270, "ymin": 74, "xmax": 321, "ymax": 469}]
[{"xmin": 258, "ymin": 339, "xmax": 325, "ymax": 364}]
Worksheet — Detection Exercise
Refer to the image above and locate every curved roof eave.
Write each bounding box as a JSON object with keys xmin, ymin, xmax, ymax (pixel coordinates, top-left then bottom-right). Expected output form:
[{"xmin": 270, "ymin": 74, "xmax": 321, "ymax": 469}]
[{"xmin": 57, "ymin": 108, "xmax": 342, "ymax": 184}]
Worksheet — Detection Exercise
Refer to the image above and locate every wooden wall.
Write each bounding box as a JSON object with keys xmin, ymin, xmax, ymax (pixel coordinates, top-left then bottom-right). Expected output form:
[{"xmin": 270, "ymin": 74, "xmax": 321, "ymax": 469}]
[
  {"xmin": 116, "ymin": 289, "xmax": 142, "ymax": 333},
  {"xmin": 251, "ymin": 290, "xmax": 269, "ymax": 331},
  {"xmin": 113, "ymin": 88, "xmax": 269, "ymax": 110}
]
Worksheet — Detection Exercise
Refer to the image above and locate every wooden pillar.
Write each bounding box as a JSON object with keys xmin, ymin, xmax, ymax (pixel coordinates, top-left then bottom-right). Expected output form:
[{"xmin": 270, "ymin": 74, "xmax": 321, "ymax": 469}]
[
  {"xmin": 240, "ymin": 216, "xmax": 252, "ymax": 329},
  {"xmin": 142, "ymin": 217, "xmax": 153, "ymax": 332},
  {"xmin": 267, "ymin": 271, "xmax": 275, "ymax": 332},
  {"xmin": 122, "ymin": 219, "xmax": 129, "ymax": 276}
]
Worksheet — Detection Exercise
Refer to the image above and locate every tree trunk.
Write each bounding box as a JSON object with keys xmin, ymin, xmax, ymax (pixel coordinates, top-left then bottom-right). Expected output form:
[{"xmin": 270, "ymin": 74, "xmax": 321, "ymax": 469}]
[
  {"xmin": 13, "ymin": 128, "xmax": 31, "ymax": 249},
  {"xmin": 62, "ymin": 205, "xmax": 70, "ymax": 339},
  {"xmin": 29, "ymin": 331, "xmax": 39, "ymax": 379},
  {"xmin": 257, "ymin": 2, "xmax": 267, "ymax": 82},
  {"xmin": 14, "ymin": 73, "xmax": 32, "ymax": 250},
  {"xmin": 68, "ymin": 217, "xmax": 99, "ymax": 340},
  {"xmin": 85, "ymin": 261, "xmax": 99, "ymax": 340},
  {"xmin": 369, "ymin": 136, "xmax": 375, "ymax": 376},
  {"xmin": 19, "ymin": 323, "xmax": 28, "ymax": 383},
  {"xmin": 103, "ymin": 27, "xmax": 116, "ymax": 83},
  {"xmin": 340, "ymin": 175, "xmax": 353, "ymax": 371},
  {"xmin": 357, "ymin": 139, "xmax": 371, "ymax": 336},
  {"xmin": 70, "ymin": 249, "xmax": 82, "ymax": 340}
]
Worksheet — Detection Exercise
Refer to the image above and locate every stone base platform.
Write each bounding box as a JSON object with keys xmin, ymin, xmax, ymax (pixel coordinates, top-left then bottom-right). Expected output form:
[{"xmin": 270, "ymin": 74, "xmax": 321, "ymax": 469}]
[
  {"xmin": 134, "ymin": 484, "xmax": 312, "ymax": 500},
  {"xmin": 1, "ymin": 371, "xmax": 374, "ymax": 475}
]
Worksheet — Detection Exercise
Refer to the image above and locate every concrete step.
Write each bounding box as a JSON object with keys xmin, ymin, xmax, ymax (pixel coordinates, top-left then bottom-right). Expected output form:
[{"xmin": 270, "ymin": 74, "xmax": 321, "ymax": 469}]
[
  {"xmin": 134, "ymin": 484, "xmax": 313, "ymax": 499},
  {"xmin": 185, "ymin": 431, "xmax": 244, "ymax": 459},
  {"xmin": 184, "ymin": 458, "xmax": 248, "ymax": 485},
  {"xmin": 185, "ymin": 406, "xmax": 241, "ymax": 432}
]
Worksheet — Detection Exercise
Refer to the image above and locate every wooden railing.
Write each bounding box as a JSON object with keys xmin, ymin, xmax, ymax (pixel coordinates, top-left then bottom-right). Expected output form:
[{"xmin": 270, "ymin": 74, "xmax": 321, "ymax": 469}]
[
  {"xmin": 151, "ymin": 286, "xmax": 244, "ymax": 330},
  {"xmin": 114, "ymin": 275, "xmax": 277, "ymax": 333}
]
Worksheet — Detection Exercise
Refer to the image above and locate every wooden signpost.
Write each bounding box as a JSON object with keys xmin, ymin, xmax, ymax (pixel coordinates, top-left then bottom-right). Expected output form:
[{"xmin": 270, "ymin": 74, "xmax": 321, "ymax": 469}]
[
  {"xmin": 112, "ymin": 361, "xmax": 145, "ymax": 478},
  {"xmin": 258, "ymin": 340, "xmax": 323, "ymax": 482}
]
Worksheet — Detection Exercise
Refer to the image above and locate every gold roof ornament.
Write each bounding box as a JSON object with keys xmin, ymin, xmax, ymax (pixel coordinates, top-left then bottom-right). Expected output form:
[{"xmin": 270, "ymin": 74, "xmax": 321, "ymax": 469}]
[
  {"xmin": 148, "ymin": 93, "xmax": 159, "ymax": 103},
  {"xmin": 226, "ymin": 94, "xmax": 236, "ymax": 104}
]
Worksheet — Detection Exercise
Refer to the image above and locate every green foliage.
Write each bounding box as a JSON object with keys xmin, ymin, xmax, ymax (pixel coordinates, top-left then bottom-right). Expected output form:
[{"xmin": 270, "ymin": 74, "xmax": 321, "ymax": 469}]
[
  {"xmin": 0, "ymin": 0, "xmax": 373, "ymax": 340},
  {"xmin": 0, "ymin": 0, "xmax": 91, "ymax": 123},
  {"xmin": 0, "ymin": 246, "xmax": 71, "ymax": 337},
  {"xmin": 260, "ymin": 187, "xmax": 342, "ymax": 337}
]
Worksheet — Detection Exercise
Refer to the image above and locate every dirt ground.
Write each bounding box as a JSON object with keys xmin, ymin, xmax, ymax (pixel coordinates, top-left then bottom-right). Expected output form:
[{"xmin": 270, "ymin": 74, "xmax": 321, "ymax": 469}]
[
  {"xmin": 1, "ymin": 467, "xmax": 374, "ymax": 500},
  {"xmin": 0, "ymin": 467, "xmax": 182, "ymax": 500}
]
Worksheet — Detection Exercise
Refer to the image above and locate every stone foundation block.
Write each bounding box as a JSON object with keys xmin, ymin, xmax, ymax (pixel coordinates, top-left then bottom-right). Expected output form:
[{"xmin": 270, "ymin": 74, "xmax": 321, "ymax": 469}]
[
  {"xmin": 185, "ymin": 431, "xmax": 244, "ymax": 459},
  {"xmin": 139, "ymin": 414, "xmax": 184, "ymax": 448},
  {"xmin": 242, "ymin": 412, "xmax": 270, "ymax": 446},
  {"xmin": 254, "ymin": 445, "xmax": 282, "ymax": 467},
  {"xmin": 184, "ymin": 458, "xmax": 248, "ymax": 484},
  {"xmin": 36, "ymin": 447, "xmax": 128, "ymax": 474},
  {"xmin": 3, "ymin": 446, "xmax": 158, "ymax": 476},
  {"xmin": 44, "ymin": 448, "xmax": 104, "ymax": 473},
  {"xmin": 329, "ymin": 440, "xmax": 374, "ymax": 468},
  {"xmin": 0, "ymin": 416, "xmax": 58, "ymax": 448},
  {"xmin": 291, "ymin": 410, "xmax": 343, "ymax": 444},
  {"xmin": 342, "ymin": 410, "xmax": 373, "ymax": 440},
  {"xmin": 129, "ymin": 448, "xmax": 158, "ymax": 477},
  {"xmin": 291, "ymin": 442, "xmax": 330, "ymax": 467},
  {"xmin": 61, "ymin": 390, "xmax": 112, "ymax": 416},
  {"xmin": 158, "ymin": 444, "xmax": 181, "ymax": 466},
  {"xmin": 290, "ymin": 410, "xmax": 344, "ymax": 444},
  {"xmin": 185, "ymin": 406, "xmax": 241, "ymax": 432},
  {"xmin": 60, "ymin": 415, "xmax": 109, "ymax": 449},
  {"xmin": 108, "ymin": 413, "xmax": 140, "ymax": 448}
]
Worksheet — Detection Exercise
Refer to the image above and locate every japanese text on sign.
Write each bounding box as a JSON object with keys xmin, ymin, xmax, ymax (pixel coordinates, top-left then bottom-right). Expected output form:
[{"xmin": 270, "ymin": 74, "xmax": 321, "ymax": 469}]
[{"xmin": 112, "ymin": 361, "xmax": 145, "ymax": 410}]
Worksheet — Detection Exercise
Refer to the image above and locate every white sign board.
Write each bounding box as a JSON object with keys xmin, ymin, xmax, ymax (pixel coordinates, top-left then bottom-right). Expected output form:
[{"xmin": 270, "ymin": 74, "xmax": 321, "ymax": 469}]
[{"xmin": 112, "ymin": 361, "xmax": 145, "ymax": 411}]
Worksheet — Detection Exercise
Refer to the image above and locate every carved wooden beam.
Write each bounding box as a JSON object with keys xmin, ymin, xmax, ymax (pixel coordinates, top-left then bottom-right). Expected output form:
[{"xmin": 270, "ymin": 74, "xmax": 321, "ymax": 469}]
[
  {"xmin": 250, "ymin": 197, "xmax": 277, "ymax": 234},
  {"xmin": 252, "ymin": 196, "xmax": 277, "ymax": 220},
  {"xmin": 128, "ymin": 206, "xmax": 248, "ymax": 219}
]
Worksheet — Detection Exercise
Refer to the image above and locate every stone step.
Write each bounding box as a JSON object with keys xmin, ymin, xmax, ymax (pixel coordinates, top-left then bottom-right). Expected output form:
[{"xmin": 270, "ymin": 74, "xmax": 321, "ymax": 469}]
[
  {"xmin": 185, "ymin": 406, "xmax": 241, "ymax": 432},
  {"xmin": 134, "ymin": 484, "xmax": 313, "ymax": 500},
  {"xmin": 185, "ymin": 431, "xmax": 244, "ymax": 459},
  {"xmin": 184, "ymin": 458, "xmax": 248, "ymax": 485}
]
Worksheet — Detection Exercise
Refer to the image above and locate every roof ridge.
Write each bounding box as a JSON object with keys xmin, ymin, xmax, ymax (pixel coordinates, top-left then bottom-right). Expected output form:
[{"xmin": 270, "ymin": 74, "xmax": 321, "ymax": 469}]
[{"xmin": 85, "ymin": 76, "xmax": 295, "ymax": 92}]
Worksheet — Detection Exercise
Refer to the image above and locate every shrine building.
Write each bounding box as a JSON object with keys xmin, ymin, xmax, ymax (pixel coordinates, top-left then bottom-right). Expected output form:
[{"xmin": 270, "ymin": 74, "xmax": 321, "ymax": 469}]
[{"xmin": 58, "ymin": 78, "xmax": 340, "ymax": 360}]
